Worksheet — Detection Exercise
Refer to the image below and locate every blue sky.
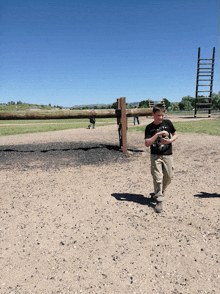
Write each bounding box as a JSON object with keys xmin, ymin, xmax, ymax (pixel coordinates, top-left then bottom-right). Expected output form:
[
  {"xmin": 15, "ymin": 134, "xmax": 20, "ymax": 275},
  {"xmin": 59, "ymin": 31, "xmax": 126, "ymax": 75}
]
[{"xmin": 1, "ymin": 0, "xmax": 219, "ymax": 107}]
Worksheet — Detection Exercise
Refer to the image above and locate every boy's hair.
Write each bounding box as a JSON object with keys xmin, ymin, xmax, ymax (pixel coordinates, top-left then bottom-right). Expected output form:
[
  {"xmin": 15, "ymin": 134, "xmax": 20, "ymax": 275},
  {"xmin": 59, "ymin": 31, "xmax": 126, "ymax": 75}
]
[{"xmin": 153, "ymin": 103, "xmax": 165, "ymax": 113}]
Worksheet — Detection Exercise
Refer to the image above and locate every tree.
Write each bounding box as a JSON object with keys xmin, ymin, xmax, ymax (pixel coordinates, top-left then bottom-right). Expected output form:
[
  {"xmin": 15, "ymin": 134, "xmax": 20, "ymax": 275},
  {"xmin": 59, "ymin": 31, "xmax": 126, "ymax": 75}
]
[
  {"xmin": 126, "ymin": 103, "xmax": 133, "ymax": 109},
  {"xmin": 171, "ymin": 103, "xmax": 180, "ymax": 111},
  {"xmin": 163, "ymin": 98, "xmax": 171, "ymax": 110},
  {"xmin": 111, "ymin": 102, "xmax": 118, "ymax": 109},
  {"xmin": 178, "ymin": 102, "xmax": 184, "ymax": 110},
  {"xmin": 179, "ymin": 95, "xmax": 194, "ymax": 110},
  {"xmin": 182, "ymin": 96, "xmax": 195, "ymax": 108},
  {"xmin": 139, "ymin": 100, "xmax": 149, "ymax": 108},
  {"xmin": 183, "ymin": 100, "xmax": 193, "ymax": 111},
  {"xmin": 212, "ymin": 92, "xmax": 220, "ymax": 110}
]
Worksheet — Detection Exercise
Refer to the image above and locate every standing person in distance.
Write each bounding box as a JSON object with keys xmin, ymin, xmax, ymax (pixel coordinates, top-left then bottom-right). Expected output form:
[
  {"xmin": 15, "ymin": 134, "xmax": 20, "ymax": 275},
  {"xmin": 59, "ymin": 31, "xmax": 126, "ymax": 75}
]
[
  {"xmin": 133, "ymin": 105, "xmax": 140, "ymax": 125},
  {"xmin": 145, "ymin": 104, "xmax": 178, "ymax": 213}
]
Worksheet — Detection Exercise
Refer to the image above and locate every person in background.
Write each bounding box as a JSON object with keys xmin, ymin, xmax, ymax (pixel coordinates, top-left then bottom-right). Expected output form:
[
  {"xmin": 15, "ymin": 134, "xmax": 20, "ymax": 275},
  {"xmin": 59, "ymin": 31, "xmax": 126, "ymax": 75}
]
[
  {"xmin": 133, "ymin": 105, "xmax": 140, "ymax": 125},
  {"xmin": 88, "ymin": 117, "xmax": 96, "ymax": 129}
]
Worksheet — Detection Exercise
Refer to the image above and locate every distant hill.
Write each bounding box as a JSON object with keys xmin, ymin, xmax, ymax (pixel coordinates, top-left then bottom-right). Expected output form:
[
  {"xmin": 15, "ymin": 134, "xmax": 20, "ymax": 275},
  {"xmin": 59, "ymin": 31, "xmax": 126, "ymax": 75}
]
[
  {"xmin": 0, "ymin": 103, "xmax": 55, "ymax": 111},
  {"xmin": 0, "ymin": 101, "xmax": 141, "ymax": 111},
  {"xmin": 71, "ymin": 102, "xmax": 139, "ymax": 109}
]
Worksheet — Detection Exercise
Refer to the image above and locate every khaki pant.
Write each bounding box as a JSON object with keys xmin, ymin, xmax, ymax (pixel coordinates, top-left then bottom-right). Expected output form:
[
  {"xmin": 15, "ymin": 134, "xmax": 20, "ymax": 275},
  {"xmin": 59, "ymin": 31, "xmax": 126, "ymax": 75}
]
[{"xmin": 150, "ymin": 154, "xmax": 173, "ymax": 202}]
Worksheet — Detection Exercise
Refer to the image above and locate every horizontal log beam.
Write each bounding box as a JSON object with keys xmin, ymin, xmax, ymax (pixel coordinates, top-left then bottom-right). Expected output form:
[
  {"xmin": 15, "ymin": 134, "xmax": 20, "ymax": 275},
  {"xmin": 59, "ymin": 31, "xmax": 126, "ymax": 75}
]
[
  {"xmin": 125, "ymin": 108, "xmax": 153, "ymax": 117},
  {"xmin": 0, "ymin": 108, "xmax": 153, "ymax": 120}
]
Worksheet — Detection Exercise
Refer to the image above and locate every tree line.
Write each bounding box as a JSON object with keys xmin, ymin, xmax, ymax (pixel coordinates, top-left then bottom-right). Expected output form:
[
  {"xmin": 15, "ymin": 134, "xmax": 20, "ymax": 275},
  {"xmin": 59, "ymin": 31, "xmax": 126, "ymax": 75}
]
[
  {"xmin": 138, "ymin": 92, "xmax": 220, "ymax": 111},
  {"xmin": 2, "ymin": 92, "xmax": 220, "ymax": 111}
]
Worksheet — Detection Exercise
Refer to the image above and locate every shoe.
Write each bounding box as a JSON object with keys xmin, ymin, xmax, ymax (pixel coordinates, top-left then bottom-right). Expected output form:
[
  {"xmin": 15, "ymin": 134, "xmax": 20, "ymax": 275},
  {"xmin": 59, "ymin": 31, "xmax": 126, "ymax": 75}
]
[
  {"xmin": 154, "ymin": 201, "xmax": 163, "ymax": 213},
  {"xmin": 150, "ymin": 194, "xmax": 157, "ymax": 202}
]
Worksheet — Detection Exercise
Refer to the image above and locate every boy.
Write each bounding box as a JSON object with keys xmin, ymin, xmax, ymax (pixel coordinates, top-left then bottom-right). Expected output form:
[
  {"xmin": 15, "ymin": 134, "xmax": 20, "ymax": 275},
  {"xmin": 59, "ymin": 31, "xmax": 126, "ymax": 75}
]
[{"xmin": 145, "ymin": 104, "xmax": 178, "ymax": 213}]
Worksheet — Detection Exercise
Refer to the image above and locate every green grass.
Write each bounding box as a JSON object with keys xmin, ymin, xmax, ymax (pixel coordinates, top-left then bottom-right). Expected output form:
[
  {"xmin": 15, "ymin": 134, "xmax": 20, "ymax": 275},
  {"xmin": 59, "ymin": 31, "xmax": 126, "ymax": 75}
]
[
  {"xmin": 0, "ymin": 103, "xmax": 54, "ymax": 111},
  {"xmin": 1, "ymin": 117, "xmax": 219, "ymax": 137},
  {"xmin": 0, "ymin": 118, "xmax": 107, "ymax": 124},
  {"xmin": 0, "ymin": 118, "xmax": 116, "ymax": 136},
  {"xmin": 173, "ymin": 119, "xmax": 220, "ymax": 136},
  {"xmin": 128, "ymin": 118, "xmax": 220, "ymax": 136}
]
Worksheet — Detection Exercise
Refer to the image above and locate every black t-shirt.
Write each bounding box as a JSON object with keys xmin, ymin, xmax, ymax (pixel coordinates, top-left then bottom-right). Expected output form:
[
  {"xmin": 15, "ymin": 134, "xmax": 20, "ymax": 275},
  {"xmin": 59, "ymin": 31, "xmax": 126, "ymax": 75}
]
[{"xmin": 145, "ymin": 119, "xmax": 176, "ymax": 155}]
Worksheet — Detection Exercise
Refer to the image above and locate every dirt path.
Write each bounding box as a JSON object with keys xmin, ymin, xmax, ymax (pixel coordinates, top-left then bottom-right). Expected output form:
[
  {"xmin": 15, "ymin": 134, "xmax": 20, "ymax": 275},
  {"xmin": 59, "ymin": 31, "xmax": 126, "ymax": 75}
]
[{"xmin": 0, "ymin": 116, "xmax": 219, "ymax": 293}]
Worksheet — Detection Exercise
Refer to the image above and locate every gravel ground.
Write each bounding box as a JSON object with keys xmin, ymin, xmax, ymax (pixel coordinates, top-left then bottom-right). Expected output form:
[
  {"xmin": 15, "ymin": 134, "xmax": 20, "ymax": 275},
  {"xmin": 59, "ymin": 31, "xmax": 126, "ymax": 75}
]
[{"xmin": 0, "ymin": 116, "xmax": 220, "ymax": 294}]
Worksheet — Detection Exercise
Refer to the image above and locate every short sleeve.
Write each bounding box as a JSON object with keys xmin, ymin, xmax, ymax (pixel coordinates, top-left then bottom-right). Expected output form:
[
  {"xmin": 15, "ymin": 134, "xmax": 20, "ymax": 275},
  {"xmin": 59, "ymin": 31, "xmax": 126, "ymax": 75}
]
[
  {"xmin": 145, "ymin": 125, "xmax": 151, "ymax": 139},
  {"xmin": 169, "ymin": 121, "xmax": 176, "ymax": 134}
]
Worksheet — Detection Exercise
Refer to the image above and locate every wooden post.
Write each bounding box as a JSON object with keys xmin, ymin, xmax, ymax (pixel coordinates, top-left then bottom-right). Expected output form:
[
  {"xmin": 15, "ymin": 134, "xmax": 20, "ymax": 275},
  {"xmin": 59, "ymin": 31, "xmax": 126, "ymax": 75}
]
[
  {"xmin": 117, "ymin": 98, "xmax": 122, "ymax": 148},
  {"xmin": 209, "ymin": 47, "xmax": 215, "ymax": 117},
  {"xmin": 194, "ymin": 47, "xmax": 200, "ymax": 118},
  {"xmin": 120, "ymin": 97, "xmax": 127, "ymax": 154},
  {"xmin": 117, "ymin": 97, "xmax": 127, "ymax": 154}
]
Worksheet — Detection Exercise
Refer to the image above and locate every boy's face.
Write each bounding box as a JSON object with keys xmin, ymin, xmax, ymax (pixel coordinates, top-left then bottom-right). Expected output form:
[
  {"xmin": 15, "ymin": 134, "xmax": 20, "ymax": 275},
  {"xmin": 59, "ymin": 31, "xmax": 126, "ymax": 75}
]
[{"xmin": 152, "ymin": 111, "xmax": 165, "ymax": 125}]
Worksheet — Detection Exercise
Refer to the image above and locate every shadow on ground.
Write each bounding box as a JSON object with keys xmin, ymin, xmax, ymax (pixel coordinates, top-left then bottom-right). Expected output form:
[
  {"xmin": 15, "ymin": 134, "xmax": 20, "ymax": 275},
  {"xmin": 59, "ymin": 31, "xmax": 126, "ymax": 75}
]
[
  {"xmin": 111, "ymin": 192, "xmax": 155, "ymax": 209},
  {"xmin": 194, "ymin": 192, "xmax": 220, "ymax": 198},
  {"xmin": 0, "ymin": 142, "xmax": 133, "ymax": 170}
]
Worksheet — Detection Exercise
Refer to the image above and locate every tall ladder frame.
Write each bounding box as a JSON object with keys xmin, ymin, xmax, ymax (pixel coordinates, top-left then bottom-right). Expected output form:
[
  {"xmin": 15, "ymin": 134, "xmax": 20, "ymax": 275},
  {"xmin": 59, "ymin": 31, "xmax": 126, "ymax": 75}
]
[
  {"xmin": 194, "ymin": 47, "xmax": 215, "ymax": 117},
  {"xmin": 148, "ymin": 97, "xmax": 166, "ymax": 110}
]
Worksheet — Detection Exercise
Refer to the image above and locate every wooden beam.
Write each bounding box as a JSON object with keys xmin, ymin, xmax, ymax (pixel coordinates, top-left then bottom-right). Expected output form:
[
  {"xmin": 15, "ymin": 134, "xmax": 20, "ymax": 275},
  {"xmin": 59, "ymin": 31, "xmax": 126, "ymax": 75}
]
[
  {"xmin": 0, "ymin": 108, "xmax": 153, "ymax": 120},
  {"xmin": 125, "ymin": 108, "xmax": 153, "ymax": 117},
  {"xmin": 0, "ymin": 109, "xmax": 118, "ymax": 120}
]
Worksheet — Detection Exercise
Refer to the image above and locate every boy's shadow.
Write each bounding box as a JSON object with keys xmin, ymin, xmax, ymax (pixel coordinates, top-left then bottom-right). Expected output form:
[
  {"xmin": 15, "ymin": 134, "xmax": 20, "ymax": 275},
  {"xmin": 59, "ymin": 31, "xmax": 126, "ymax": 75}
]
[
  {"xmin": 111, "ymin": 192, "xmax": 155, "ymax": 208},
  {"xmin": 194, "ymin": 192, "xmax": 220, "ymax": 198}
]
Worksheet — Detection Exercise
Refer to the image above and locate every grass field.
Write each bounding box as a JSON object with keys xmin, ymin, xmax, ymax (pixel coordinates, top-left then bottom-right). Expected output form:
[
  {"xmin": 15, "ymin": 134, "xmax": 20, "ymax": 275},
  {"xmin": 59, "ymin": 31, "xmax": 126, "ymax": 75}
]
[
  {"xmin": 0, "ymin": 117, "xmax": 219, "ymax": 137},
  {"xmin": 0, "ymin": 118, "xmax": 118, "ymax": 136},
  {"xmin": 129, "ymin": 118, "xmax": 220, "ymax": 136},
  {"xmin": 0, "ymin": 103, "xmax": 54, "ymax": 112},
  {"xmin": 0, "ymin": 118, "xmax": 118, "ymax": 125}
]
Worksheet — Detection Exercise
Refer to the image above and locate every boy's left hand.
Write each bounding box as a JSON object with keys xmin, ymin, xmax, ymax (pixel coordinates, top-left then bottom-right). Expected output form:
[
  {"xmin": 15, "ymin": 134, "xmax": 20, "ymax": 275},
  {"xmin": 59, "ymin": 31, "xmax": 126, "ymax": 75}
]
[{"xmin": 161, "ymin": 137, "xmax": 171, "ymax": 144}]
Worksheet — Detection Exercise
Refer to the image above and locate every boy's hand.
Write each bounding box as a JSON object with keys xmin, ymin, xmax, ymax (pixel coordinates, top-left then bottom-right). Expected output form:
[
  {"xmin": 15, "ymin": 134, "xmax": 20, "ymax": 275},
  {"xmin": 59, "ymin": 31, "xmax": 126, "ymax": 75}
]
[
  {"xmin": 157, "ymin": 131, "xmax": 169, "ymax": 137},
  {"xmin": 161, "ymin": 137, "xmax": 171, "ymax": 144}
]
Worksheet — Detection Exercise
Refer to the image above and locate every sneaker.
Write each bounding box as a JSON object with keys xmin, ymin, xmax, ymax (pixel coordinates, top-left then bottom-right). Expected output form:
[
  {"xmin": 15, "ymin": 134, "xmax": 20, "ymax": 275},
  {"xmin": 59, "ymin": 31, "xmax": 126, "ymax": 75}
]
[
  {"xmin": 154, "ymin": 201, "xmax": 163, "ymax": 213},
  {"xmin": 150, "ymin": 194, "xmax": 157, "ymax": 202}
]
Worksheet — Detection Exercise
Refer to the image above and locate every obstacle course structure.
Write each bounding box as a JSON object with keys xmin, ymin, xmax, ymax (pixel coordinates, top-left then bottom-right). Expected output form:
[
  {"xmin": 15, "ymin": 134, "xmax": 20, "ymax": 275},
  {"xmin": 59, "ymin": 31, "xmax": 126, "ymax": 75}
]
[
  {"xmin": 148, "ymin": 98, "xmax": 166, "ymax": 111},
  {"xmin": 194, "ymin": 47, "xmax": 215, "ymax": 117},
  {"xmin": 0, "ymin": 97, "xmax": 153, "ymax": 154}
]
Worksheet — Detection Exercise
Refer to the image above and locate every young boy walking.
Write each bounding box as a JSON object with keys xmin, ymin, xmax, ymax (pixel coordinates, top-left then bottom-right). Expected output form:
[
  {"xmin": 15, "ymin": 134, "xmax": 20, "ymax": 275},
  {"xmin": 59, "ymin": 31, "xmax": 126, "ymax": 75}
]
[{"xmin": 145, "ymin": 104, "xmax": 178, "ymax": 213}]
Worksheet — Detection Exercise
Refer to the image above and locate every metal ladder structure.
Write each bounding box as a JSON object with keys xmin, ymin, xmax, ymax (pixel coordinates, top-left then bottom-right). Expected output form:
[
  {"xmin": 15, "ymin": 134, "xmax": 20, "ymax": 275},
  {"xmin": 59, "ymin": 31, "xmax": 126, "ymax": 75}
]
[
  {"xmin": 148, "ymin": 97, "xmax": 166, "ymax": 110},
  {"xmin": 194, "ymin": 47, "xmax": 215, "ymax": 117}
]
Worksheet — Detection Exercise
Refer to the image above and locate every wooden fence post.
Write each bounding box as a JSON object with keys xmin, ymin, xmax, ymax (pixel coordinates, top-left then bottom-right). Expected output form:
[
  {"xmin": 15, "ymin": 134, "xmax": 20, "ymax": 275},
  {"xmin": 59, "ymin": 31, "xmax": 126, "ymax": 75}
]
[
  {"xmin": 117, "ymin": 98, "xmax": 122, "ymax": 149},
  {"xmin": 117, "ymin": 97, "xmax": 127, "ymax": 154}
]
